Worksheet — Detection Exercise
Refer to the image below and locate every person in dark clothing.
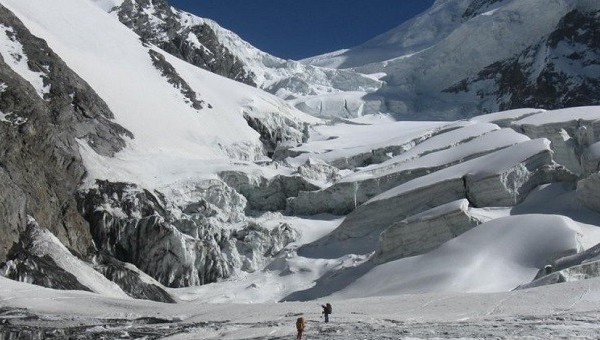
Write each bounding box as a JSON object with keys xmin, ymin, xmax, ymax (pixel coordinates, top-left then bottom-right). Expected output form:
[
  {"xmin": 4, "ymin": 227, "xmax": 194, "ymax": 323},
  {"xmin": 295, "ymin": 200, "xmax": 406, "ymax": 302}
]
[
  {"xmin": 321, "ymin": 302, "xmax": 332, "ymax": 323},
  {"xmin": 296, "ymin": 316, "xmax": 305, "ymax": 339}
]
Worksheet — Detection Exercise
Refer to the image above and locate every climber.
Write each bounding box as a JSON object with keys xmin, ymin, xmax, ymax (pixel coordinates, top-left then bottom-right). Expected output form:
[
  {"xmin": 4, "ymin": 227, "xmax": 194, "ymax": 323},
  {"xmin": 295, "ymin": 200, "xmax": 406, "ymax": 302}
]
[
  {"xmin": 321, "ymin": 302, "xmax": 332, "ymax": 323},
  {"xmin": 296, "ymin": 316, "xmax": 305, "ymax": 339}
]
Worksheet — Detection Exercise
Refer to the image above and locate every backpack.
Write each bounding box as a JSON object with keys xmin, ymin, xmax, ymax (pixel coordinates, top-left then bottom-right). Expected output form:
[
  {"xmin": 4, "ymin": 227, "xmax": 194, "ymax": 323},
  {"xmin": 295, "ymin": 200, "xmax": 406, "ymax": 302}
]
[
  {"xmin": 326, "ymin": 303, "xmax": 332, "ymax": 314},
  {"xmin": 296, "ymin": 317, "xmax": 305, "ymax": 331}
]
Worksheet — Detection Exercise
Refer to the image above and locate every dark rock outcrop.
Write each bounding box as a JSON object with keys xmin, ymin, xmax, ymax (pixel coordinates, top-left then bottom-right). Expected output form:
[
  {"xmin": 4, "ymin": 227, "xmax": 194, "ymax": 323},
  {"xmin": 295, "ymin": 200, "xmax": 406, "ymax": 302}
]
[
  {"xmin": 462, "ymin": 0, "xmax": 505, "ymax": 19},
  {"xmin": 0, "ymin": 5, "xmax": 131, "ymax": 262},
  {"xmin": 148, "ymin": 49, "xmax": 206, "ymax": 110},
  {"xmin": 90, "ymin": 252, "xmax": 176, "ymax": 303},
  {"xmin": 114, "ymin": 0, "xmax": 255, "ymax": 86},
  {"xmin": 445, "ymin": 9, "xmax": 600, "ymax": 113}
]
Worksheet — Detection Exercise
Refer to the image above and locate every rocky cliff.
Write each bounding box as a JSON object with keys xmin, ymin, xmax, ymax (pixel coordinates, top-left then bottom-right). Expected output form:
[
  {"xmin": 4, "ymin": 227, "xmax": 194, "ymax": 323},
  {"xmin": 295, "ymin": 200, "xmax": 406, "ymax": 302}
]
[{"xmin": 0, "ymin": 4, "xmax": 131, "ymax": 262}]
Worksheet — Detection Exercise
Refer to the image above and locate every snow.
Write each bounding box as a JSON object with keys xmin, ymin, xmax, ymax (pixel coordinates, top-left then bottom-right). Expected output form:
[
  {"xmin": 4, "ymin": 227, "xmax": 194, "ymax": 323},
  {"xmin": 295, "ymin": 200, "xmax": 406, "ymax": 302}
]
[
  {"xmin": 469, "ymin": 108, "xmax": 547, "ymax": 125},
  {"xmin": 169, "ymin": 6, "xmax": 382, "ymax": 109},
  {"xmin": 481, "ymin": 8, "xmax": 500, "ymax": 16},
  {"xmin": 303, "ymin": 0, "xmax": 599, "ymax": 119},
  {"xmin": 0, "ymin": 24, "xmax": 49, "ymax": 99},
  {"xmin": 404, "ymin": 199, "xmax": 470, "ymax": 223},
  {"xmin": 287, "ymin": 119, "xmax": 445, "ymax": 167},
  {"xmin": 335, "ymin": 215, "xmax": 600, "ymax": 297},
  {"xmin": 23, "ymin": 218, "xmax": 130, "ymax": 299},
  {"xmin": 514, "ymin": 106, "xmax": 600, "ymax": 126},
  {"xmin": 168, "ymin": 213, "xmax": 344, "ymax": 304},
  {"xmin": 3, "ymin": 1, "xmax": 600, "ymax": 337},
  {"xmin": 3, "ymin": 275, "xmax": 600, "ymax": 339},
  {"xmin": 303, "ymin": 0, "xmax": 473, "ymax": 69},
  {"xmin": 90, "ymin": 0, "xmax": 124, "ymax": 12},
  {"xmin": 340, "ymin": 123, "xmax": 519, "ymax": 180},
  {"xmin": 588, "ymin": 141, "xmax": 600, "ymax": 158},
  {"xmin": 0, "ymin": 110, "xmax": 26, "ymax": 125},
  {"xmin": 2, "ymin": 0, "xmax": 317, "ymax": 193},
  {"xmin": 373, "ymin": 138, "xmax": 551, "ymax": 202}
]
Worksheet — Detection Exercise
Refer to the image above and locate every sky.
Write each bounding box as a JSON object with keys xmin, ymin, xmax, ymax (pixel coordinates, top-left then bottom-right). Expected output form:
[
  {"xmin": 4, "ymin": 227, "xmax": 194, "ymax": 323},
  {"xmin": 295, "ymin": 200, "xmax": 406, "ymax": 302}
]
[{"xmin": 169, "ymin": 0, "xmax": 436, "ymax": 60}]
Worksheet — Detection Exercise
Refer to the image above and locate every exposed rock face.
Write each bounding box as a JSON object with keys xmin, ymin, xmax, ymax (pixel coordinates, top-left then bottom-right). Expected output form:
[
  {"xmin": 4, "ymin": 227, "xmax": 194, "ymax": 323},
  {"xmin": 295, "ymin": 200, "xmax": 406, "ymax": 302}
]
[
  {"xmin": 90, "ymin": 252, "xmax": 176, "ymax": 303},
  {"xmin": 78, "ymin": 180, "xmax": 298, "ymax": 287},
  {"xmin": 0, "ymin": 5, "xmax": 131, "ymax": 262},
  {"xmin": 445, "ymin": 9, "xmax": 600, "ymax": 114},
  {"xmin": 114, "ymin": 0, "xmax": 255, "ymax": 86},
  {"xmin": 306, "ymin": 0, "xmax": 600, "ymax": 120},
  {"xmin": 462, "ymin": 0, "xmax": 505, "ymax": 19},
  {"xmin": 373, "ymin": 200, "xmax": 485, "ymax": 264},
  {"xmin": 104, "ymin": 0, "xmax": 381, "ymax": 119},
  {"xmin": 148, "ymin": 49, "xmax": 206, "ymax": 110},
  {"xmin": 1, "ymin": 255, "xmax": 90, "ymax": 292},
  {"xmin": 0, "ymin": 219, "xmax": 129, "ymax": 298}
]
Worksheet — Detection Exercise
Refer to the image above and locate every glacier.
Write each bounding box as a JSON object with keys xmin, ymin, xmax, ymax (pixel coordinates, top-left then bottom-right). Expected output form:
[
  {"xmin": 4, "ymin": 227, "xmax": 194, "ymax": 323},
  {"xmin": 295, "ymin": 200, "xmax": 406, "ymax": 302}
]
[{"xmin": 1, "ymin": 0, "xmax": 600, "ymax": 338}]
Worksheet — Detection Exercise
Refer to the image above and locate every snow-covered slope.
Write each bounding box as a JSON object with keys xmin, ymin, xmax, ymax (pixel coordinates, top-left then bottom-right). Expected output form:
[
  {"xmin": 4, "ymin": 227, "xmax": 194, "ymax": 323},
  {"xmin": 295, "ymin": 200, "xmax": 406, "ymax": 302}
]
[
  {"xmin": 94, "ymin": 0, "xmax": 382, "ymax": 119},
  {"xmin": 2, "ymin": 0, "xmax": 318, "ymax": 189},
  {"xmin": 305, "ymin": 0, "xmax": 600, "ymax": 120},
  {"xmin": 4, "ymin": 275, "xmax": 600, "ymax": 339},
  {"xmin": 303, "ymin": 0, "xmax": 473, "ymax": 69},
  {"xmin": 0, "ymin": 0, "xmax": 320, "ymax": 292},
  {"xmin": 3, "ymin": 1, "xmax": 600, "ymax": 333},
  {"xmin": 335, "ymin": 215, "xmax": 600, "ymax": 297}
]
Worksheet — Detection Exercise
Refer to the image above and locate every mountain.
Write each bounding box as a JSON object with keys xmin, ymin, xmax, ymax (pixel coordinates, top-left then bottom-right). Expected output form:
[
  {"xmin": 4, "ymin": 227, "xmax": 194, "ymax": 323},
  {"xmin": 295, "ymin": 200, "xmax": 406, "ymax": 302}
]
[
  {"xmin": 305, "ymin": 0, "xmax": 600, "ymax": 120},
  {"xmin": 0, "ymin": 0, "xmax": 319, "ymax": 296},
  {"xmin": 93, "ymin": 0, "xmax": 382, "ymax": 119},
  {"xmin": 2, "ymin": 0, "xmax": 600, "ymax": 337}
]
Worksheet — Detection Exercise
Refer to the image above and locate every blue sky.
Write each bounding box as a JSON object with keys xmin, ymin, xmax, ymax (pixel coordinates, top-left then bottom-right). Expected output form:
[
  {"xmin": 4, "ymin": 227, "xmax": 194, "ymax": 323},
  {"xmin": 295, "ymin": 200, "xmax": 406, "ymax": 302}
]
[{"xmin": 169, "ymin": 0, "xmax": 435, "ymax": 60}]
